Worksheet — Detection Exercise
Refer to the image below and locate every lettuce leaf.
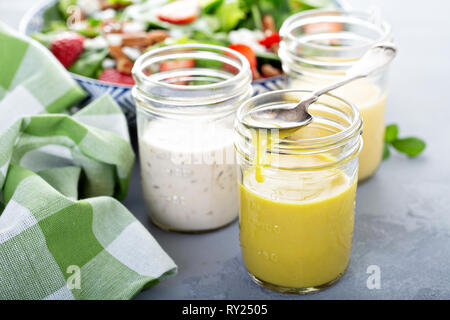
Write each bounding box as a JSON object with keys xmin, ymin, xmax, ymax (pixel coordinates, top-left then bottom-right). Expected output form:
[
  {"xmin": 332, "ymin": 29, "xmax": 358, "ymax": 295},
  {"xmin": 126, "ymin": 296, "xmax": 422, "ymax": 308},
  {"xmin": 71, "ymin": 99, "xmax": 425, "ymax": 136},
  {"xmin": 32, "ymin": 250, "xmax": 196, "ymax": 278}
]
[
  {"xmin": 289, "ymin": 0, "xmax": 335, "ymax": 10},
  {"xmin": 216, "ymin": 0, "xmax": 247, "ymax": 31},
  {"xmin": 69, "ymin": 49, "xmax": 108, "ymax": 78},
  {"xmin": 58, "ymin": 0, "xmax": 77, "ymax": 19},
  {"xmin": 200, "ymin": 0, "xmax": 224, "ymax": 13},
  {"xmin": 42, "ymin": 2, "xmax": 65, "ymax": 32}
]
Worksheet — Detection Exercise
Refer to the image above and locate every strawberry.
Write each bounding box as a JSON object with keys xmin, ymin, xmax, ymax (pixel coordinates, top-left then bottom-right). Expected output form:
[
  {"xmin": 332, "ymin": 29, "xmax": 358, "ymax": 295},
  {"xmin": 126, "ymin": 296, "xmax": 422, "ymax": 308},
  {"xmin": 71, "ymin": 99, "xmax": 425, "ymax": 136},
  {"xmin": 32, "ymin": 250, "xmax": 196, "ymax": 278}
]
[
  {"xmin": 50, "ymin": 32, "xmax": 85, "ymax": 68},
  {"xmin": 98, "ymin": 69, "xmax": 135, "ymax": 86},
  {"xmin": 157, "ymin": 0, "xmax": 199, "ymax": 25},
  {"xmin": 228, "ymin": 44, "xmax": 257, "ymax": 70}
]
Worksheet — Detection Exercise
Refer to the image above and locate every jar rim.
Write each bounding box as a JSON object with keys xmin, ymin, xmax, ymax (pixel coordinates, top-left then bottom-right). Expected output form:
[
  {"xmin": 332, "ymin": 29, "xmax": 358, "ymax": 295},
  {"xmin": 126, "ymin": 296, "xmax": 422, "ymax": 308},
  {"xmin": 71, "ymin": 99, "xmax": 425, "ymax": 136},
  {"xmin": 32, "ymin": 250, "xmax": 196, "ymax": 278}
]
[
  {"xmin": 132, "ymin": 43, "xmax": 253, "ymax": 116},
  {"xmin": 132, "ymin": 43, "xmax": 250, "ymax": 91},
  {"xmin": 279, "ymin": 9, "xmax": 392, "ymax": 69},
  {"xmin": 236, "ymin": 89, "xmax": 363, "ymax": 151}
]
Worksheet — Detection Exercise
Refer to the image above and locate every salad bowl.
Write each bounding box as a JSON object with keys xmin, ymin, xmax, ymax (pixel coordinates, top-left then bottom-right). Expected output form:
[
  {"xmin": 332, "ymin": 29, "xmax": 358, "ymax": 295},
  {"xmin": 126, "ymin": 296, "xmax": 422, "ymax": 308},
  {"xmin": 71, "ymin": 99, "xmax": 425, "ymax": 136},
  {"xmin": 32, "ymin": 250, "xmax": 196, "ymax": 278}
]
[{"xmin": 20, "ymin": 0, "xmax": 343, "ymax": 125}]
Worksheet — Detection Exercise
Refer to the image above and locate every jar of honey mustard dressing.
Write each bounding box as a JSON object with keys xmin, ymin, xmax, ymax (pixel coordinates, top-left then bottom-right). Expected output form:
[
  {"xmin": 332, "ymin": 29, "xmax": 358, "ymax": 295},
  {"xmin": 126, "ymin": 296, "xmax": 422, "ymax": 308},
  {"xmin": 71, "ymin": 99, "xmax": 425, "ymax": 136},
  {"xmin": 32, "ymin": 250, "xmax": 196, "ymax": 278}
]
[
  {"xmin": 235, "ymin": 89, "xmax": 363, "ymax": 293},
  {"xmin": 279, "ymin": 10, "xmax": 393, "ymax": 181}
]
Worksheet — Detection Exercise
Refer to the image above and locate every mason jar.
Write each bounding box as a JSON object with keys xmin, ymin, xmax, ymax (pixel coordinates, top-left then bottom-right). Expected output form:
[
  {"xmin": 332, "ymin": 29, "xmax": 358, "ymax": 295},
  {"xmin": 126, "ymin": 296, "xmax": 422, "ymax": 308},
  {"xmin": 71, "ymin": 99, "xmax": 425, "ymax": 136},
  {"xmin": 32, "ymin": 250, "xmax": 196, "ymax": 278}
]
[
  {"xmin": 279, "ymin": 9, "xmax": 393, "ymax": 181},
  {"xmin": 132, "ymin": 44, "xmax": 252, "ymax": 232},
  {"xmin": 235, "ymin": 89, "xmax": 363, "ymax": 293}
]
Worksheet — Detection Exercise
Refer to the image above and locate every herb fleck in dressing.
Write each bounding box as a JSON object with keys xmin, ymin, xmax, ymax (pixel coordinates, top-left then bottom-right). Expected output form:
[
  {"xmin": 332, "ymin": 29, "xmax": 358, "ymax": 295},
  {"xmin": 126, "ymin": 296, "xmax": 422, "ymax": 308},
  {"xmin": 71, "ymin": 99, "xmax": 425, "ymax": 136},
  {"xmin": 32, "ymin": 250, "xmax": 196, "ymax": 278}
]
[{"xmin": 139, "ymin": 120, "xmax": 238, "ymax": 232}]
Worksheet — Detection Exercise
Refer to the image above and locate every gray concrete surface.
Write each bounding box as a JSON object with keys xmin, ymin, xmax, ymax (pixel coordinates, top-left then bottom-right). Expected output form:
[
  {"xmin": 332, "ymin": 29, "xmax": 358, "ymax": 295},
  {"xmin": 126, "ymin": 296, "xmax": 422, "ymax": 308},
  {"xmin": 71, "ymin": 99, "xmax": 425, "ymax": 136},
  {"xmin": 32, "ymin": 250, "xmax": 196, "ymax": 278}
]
[{"xmin": 2, "ymin": 0, "xmax": 450, "ymax": 299}]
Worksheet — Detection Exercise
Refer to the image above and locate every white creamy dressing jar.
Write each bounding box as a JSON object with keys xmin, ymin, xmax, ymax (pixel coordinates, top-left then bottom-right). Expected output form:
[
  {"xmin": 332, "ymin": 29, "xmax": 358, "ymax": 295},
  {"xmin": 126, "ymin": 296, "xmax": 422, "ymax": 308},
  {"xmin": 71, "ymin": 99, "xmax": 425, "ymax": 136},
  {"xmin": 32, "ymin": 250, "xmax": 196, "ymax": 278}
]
[{"xmin": 132, "ymin": 44, "xmax": 252, "ymax": 232}]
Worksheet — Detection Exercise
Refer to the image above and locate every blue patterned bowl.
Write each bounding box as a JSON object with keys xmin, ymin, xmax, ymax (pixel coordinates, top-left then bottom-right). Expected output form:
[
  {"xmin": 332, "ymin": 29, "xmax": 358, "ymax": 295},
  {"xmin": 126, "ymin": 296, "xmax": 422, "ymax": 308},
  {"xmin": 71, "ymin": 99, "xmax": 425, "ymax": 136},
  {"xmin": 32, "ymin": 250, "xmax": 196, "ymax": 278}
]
[
  {"xmin": 71, "ymin": 73, "xmax": 284, "ymax": 126},
  {"xmin": 20, "ymin": 0, "xmax": 341, "ymax": 125}
]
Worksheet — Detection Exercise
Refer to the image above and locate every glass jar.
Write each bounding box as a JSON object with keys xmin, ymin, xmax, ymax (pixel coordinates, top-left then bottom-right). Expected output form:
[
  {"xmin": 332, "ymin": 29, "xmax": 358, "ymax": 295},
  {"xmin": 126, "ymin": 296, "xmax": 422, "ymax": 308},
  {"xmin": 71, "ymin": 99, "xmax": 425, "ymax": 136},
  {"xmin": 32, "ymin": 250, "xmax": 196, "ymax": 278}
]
[
  {"xmin": 235, "ymin": 89, "xmax": 363, "ymax": 293},
  {"xmin": 279, "ymin": 10, "xmax": 393, "ymax": 181},
  {"xmin": 132, "ymin": 44, "xmax": 252, "ymax": 232}
]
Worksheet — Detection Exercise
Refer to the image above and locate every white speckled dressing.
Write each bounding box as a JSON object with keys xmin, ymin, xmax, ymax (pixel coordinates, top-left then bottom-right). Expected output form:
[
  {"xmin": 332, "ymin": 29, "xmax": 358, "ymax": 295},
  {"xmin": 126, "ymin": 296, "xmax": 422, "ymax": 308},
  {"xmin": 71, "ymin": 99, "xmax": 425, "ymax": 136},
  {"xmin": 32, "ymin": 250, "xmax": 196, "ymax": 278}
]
[
  {"xmin": 139, "ymin": 121, "xmax": 237, "ymax": 231},
  {"xmin": 132, "ymin": 44, "xmax": 252, "ymax": 232}
]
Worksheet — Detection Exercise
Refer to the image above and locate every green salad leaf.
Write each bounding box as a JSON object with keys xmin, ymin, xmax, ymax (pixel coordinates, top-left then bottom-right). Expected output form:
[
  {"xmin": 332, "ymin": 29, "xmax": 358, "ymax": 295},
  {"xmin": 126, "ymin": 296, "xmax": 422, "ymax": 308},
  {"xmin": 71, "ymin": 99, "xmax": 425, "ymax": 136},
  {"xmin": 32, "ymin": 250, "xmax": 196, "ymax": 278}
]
[
  {"xmin": 58, "ymin": 0, "xmax": 77, "ymax": 18},
  {"xmin": 32, "ymin": 32, "xmax": 59, "ymax": 48},
  {"xmin": 76, "ymin": 28, "xmax": 101, "ymax": 38},
  {"xmin": 46, "ymin": 21, "xmax": 69, "ymax": 33},
  {"xmin": 200, "ymin": 0, "xmax": 224, "ymax": 13},
  {"xmin": 87, "ymin": 18, "xmax": 102, "ymax": 27},
  {"xmin": 249, "ymin": 3, "xmax": 262, "ymax": 30},
  {"xmin": 108, "ymin": 0, "xmax": 133, "ymax": 4},
  {"xmin": 216, "ymin": 0, "xmax": 247, "ymax": 31},
  {"xmin": 383, "ymin": 123, "xmax": 426, "ymax": 159},
  {"xmin": 191, "ymin": 30, "xmax": 230, "ymax": 45},
  {"xmin": 42, "ymin": 2, "xmax": 65, "ymax": 32},
  {"xmin": 289, "ymin": 0, "xmax": 335, "ymax": 10},
  {"xmin": 69, "ymin": 49, "xmax": 109, "ymax": 78}
]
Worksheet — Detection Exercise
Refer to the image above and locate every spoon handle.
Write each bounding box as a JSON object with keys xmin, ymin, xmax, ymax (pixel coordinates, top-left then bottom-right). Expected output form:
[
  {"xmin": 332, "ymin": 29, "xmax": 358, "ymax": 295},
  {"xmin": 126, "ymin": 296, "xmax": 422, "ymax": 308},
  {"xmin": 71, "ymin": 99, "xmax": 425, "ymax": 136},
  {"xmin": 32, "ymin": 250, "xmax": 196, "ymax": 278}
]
[
  {"xmin": 311, "ymin": 74, "xmax": 364, "ymax": 98},
  {"xmin": 301, "ymin": 43, "xmax": 397, "ymax": 105}
]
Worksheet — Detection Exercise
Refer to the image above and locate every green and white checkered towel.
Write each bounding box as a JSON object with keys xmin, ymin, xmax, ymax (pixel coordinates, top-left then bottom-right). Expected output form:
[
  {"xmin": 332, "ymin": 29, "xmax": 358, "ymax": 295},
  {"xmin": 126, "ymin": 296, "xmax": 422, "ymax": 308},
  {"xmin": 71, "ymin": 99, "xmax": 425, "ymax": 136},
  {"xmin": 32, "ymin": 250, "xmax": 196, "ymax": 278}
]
[{"xmin": 0, "ymin": 22, "xmax": 176, "ymax": 300}]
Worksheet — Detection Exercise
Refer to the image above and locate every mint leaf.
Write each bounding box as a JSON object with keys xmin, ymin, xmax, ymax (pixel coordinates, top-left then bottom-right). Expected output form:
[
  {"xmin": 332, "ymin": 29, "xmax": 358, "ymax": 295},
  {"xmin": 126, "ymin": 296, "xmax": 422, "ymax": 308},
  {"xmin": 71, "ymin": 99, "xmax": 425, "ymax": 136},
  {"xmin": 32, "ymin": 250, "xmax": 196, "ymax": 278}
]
[
  {"xmin": 382, "ymin": 143, "xmax": 390, "ymax": 160},
  {"xmin": 385, "ymin": 123, "xmax": 399, "ymax": 143},
  {"xmin": 392, "ymin": 137, "xmax": 426, "ymax": 157}
]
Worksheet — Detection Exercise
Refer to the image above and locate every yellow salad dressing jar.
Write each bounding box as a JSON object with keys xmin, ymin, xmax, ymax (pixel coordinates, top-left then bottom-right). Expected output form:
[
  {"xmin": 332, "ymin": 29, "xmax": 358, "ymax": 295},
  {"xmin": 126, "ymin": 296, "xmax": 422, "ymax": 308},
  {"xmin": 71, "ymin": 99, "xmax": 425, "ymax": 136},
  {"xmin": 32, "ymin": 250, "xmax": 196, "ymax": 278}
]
[
  {"xmin": 279, "ymin": 10, "xmax": 393, "ymax": 181},
  {"xmin": 235, "ymin": 90, "xmax": 363, "ymax": 293}
]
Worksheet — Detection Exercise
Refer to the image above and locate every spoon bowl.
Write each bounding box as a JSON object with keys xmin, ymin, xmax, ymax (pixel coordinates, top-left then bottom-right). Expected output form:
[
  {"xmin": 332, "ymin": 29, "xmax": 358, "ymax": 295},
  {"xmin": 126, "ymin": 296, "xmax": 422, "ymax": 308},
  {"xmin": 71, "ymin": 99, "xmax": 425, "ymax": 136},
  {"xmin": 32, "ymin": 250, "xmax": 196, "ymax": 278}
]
[{"xmin": 245, "ymin": 43, "xmax": 397, "ymax": 130}]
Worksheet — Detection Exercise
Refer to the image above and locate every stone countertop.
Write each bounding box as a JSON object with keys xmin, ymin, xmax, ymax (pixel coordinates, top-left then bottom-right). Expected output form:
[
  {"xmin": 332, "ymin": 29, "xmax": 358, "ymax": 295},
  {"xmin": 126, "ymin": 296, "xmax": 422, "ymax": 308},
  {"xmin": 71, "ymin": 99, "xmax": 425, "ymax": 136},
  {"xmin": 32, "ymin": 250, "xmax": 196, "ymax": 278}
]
[{"xmin": 2, "ymin": 0, "xmax": 450, "ymax": 300}]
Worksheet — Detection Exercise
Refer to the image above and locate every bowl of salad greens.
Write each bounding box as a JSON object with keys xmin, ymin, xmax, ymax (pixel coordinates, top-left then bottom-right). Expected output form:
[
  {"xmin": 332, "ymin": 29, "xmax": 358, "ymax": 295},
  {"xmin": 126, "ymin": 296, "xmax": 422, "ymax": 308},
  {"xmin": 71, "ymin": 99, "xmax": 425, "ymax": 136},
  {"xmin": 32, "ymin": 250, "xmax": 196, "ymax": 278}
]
[{"xmin": 21, "ymin": 0, "xmax": 341, "ymax": 124}]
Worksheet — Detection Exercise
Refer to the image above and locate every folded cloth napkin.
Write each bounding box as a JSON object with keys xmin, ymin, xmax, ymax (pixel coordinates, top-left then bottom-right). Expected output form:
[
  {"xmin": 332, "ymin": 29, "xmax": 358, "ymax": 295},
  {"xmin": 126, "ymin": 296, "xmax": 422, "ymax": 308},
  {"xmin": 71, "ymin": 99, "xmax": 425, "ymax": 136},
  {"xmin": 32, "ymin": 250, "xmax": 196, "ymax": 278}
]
[{"xmin": 0, "ymin": 22, "xmax": 176, "ymax": 299}]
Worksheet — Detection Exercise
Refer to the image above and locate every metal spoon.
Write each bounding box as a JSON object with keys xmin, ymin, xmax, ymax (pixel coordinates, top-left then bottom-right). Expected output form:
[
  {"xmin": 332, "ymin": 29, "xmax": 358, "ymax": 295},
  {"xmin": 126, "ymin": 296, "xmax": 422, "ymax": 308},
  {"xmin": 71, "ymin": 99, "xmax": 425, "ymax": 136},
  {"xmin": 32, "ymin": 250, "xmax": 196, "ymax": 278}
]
[{"xmin": 245, "ymin": 43, "xmax": 397, "ymax": 130}]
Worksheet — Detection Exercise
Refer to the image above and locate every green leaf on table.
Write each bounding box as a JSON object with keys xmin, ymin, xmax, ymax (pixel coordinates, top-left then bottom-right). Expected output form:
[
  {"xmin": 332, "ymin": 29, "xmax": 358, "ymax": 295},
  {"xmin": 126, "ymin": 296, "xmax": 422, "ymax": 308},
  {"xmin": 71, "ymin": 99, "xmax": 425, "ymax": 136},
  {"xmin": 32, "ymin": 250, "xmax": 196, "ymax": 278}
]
[
  {"xmin": 385, "ymin": 123, "xmax": 399, "ymax": 143},
  {"xmin": 391, "ymin": 137, "xmax": 426, "ymax": 157},
  {"xmin": 69, "ymin": 49, "xmax": 108, "ymax": 78},
  {"xmin": 382, "ymin": 124, "xmax": 426, "ymax": 160},
  {"xmin": 382, "ymin": 143, "xmax": 390, "ymax": 160}
]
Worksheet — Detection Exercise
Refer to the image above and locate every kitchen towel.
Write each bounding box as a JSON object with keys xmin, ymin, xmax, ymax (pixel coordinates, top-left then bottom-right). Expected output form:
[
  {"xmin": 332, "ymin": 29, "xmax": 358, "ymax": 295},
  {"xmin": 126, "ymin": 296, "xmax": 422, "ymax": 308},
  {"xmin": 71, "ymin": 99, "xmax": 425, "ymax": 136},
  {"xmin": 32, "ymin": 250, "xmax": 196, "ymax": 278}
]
[{"xmin": 0, "ymin": 22, "xmax": 176, "ymax": 300}]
